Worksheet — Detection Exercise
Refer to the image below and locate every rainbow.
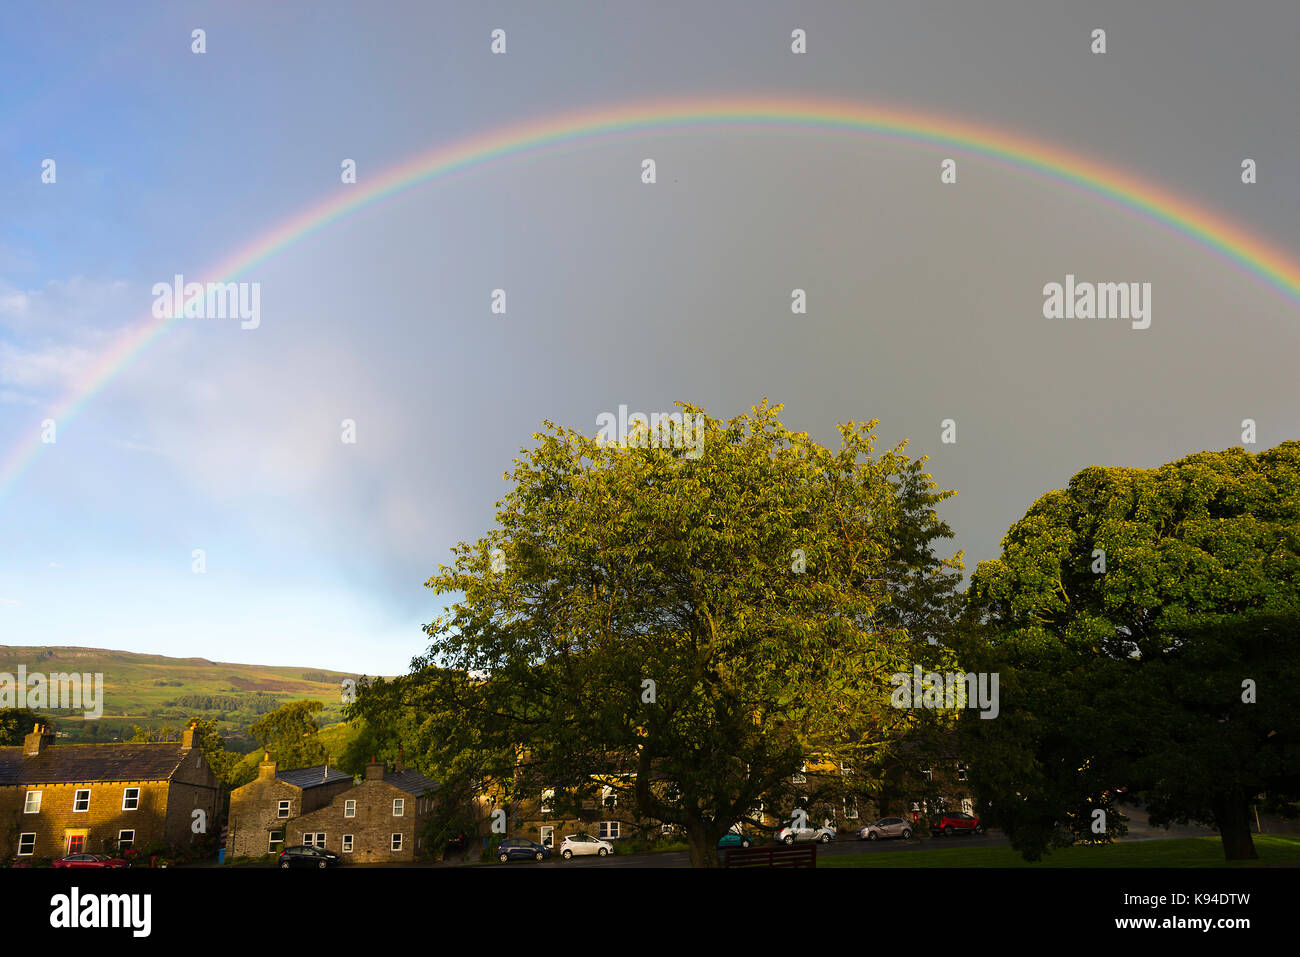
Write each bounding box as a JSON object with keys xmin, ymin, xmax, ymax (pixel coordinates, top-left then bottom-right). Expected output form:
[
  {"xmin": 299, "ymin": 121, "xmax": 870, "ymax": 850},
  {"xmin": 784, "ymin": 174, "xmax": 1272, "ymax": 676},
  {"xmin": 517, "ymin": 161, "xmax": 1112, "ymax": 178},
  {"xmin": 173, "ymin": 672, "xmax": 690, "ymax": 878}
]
[{"xmin": 4, "ymin": 93, "xmax": 1300, "ymax": 498}]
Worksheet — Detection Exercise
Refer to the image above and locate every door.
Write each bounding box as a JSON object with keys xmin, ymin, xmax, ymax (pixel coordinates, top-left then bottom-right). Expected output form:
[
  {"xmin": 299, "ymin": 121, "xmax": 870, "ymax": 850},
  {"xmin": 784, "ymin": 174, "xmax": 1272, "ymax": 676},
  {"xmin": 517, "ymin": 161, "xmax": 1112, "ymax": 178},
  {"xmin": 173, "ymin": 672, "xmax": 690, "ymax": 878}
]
[{"xmin": 65, "ymin": 832, "xmax": 88, "ymax": 855}]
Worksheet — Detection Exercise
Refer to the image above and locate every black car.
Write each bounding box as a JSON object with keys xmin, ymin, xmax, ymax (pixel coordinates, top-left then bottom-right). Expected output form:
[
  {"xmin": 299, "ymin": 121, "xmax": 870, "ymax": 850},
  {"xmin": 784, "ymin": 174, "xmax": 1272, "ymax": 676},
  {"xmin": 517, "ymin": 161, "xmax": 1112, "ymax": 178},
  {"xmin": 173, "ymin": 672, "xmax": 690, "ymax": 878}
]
[
  {"xmin": 497, "ymin": 838, "xmax": 551, "ymax": 863},
  {"xmin": 279, "ymin": 845, "xmax": 341, "ymax": 869}
]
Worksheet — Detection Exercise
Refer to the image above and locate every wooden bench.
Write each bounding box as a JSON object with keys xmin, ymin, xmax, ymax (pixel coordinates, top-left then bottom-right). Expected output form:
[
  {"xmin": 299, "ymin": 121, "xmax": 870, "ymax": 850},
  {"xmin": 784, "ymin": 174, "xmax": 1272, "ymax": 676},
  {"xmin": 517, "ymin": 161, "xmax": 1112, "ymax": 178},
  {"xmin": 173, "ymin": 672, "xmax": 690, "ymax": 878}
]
[{"xmin": 723, "ymin": 842, "xmax": 817, "ymax": 868}]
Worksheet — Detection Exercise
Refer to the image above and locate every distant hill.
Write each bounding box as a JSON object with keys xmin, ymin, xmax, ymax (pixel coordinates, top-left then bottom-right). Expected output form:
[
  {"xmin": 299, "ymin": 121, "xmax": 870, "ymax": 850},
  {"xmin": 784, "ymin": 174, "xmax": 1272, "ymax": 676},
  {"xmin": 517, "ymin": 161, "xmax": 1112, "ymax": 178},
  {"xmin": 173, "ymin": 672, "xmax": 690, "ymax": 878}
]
[{"xmin": 0, "ymin": 645, "xmax": 377, "ymax": 744}]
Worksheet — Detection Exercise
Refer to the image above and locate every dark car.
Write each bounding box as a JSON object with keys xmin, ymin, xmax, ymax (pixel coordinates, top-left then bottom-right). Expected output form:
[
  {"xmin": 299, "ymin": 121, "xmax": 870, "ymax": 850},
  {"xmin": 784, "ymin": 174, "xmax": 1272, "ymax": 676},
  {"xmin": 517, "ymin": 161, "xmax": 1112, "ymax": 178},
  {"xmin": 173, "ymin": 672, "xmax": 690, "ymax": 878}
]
[
  {"xmin": 717, "ymin": 831, "xmax": 753, "ymax": 849},
  {"xmin": 278, "ymin": 845, "xmax": 341, "ymax": 869},
  {"xmin": 497, "ymin": 838, "xmax": 551, "ymax": 863},
  {"xmin": 931, "ymin": 811, "xmax": 983, "ymax": 836},
  {"xmin": 52, "ymin": 853, "xmax": 130, "ymax": 869}
]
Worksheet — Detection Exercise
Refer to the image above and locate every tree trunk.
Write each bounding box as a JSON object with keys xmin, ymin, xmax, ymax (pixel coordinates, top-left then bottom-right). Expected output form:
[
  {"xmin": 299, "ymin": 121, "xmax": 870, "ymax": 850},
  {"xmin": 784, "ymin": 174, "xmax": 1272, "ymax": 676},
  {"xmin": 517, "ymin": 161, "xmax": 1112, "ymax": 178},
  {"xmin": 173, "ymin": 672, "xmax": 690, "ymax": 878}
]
[
  {"xmin": 684, "ymin": 817, "xmax": 721, "ymax": 868},
  {"xmin": 1214, "ymin": 790, "xmax": 1258, "ymax": 861}
]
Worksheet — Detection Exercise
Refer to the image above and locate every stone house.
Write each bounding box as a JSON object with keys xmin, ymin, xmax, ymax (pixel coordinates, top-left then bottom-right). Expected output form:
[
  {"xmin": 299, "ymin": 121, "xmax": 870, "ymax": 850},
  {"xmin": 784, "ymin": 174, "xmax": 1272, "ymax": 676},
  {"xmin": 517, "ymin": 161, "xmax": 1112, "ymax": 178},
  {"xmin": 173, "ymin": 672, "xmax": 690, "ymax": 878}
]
[
  {"xmin": 225, "ymin": 754, "xmax": 353, "ymax": 859},
  {"xmin": 0, "ymin": 722, "xmax": 222, "ymax": 860},
  {"xmin": 226, "ymin": 753, "xmax": 437, "ymax": 863},
  {"xmin": 289, "ymin": 756, "xmax": 437, "ymax": 863}
]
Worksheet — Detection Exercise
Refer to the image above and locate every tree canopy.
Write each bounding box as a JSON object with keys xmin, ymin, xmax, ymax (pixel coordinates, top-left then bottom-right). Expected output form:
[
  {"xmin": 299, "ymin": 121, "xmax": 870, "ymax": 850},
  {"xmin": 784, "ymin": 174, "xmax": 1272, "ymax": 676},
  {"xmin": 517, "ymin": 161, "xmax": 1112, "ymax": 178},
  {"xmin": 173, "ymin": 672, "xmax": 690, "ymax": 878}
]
[{"xmin": 958, "ymin": 442, "xmax": 1300, "ymax": 860}]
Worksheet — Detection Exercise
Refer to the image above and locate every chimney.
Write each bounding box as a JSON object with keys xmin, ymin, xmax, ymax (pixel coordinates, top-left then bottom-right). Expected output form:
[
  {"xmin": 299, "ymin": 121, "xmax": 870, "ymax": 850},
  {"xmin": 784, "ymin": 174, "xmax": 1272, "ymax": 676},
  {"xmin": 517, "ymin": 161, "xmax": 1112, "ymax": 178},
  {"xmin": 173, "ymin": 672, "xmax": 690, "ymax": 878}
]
[
  {"xmin": 181, "ymin": 721, "xmax": 199, "ymax": 751},
  {"xmin": 395, "ymin": 747, "xmax": 405, "ymax": 773},
  {"xmin": 365, "ymin": 754, "xmax": 385, "ymax": 781},
  {"xmin": 23, "ymin": 723, "xmax": 54, "ymax": 756},
  {"xmin": 257, "ymin": 752, "xmax": 278, "ymax": 780}
]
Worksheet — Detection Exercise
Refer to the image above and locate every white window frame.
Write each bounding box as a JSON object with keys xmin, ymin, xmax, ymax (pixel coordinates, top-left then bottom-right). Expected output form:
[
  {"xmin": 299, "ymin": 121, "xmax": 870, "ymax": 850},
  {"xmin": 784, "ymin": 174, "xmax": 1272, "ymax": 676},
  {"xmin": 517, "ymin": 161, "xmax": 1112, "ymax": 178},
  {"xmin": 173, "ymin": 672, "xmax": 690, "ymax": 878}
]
[
  {"xmin": 17, "ymin": 833, "xmax": 35, "ymax": 856},
  {"xmin": 118, "ymin": 829, "xmax": 135, "ymax": 850},
  {"xmin": 268, "ymin": 829, "xmax": 285, "ymax": 852},
  {"xmin": 342, "ymin": 834, "xmax": 354, "ymax": 852},
  {"xmin": 393, "ymin": 798, "xmax": 404, "ymax": 817},
  {"xmin": 540, "ymin": 788, "xmax": 554, "ymax": 813},
  {"xmin": 598, "ymin": 820, "xmax": 620, "ymax": 840},
  {"xmin": 73, "ymin": 789, "xmax": 90, "ymax": 812},
  {"xmin": 921, "ymin": 767, "xmax": 933, "ymax": 782},
  {"xmin": 302, "ymin": 832, "xmax": 326, "ymax": 848},
  {"xmin": 23, "ymin": 791, "xmax": 41, "ymax": 814},
  {"xmin": 844, "ymin": 795, "xmax": 859, "ymax": 819},
  {"xmin": 391, "ymin": 833, "xmax": 403, "ymax": 852},
  {"xmin": 792, "ymin": 761, "xmax": 807, "ymax": 785},
  {"xmin": 122, "ymin": 787, "xmax": 140, "ymax": 811},
  {"xmin": 956, "ymin": 762, "xmax": 969, "ymax": 782},
  {"xmin": 277, "ymin": 799, "xmax": 291, "ymax": 818},
  {"xmin": 601, "ymin": 785, "xmax": 617, "ymax": 809},
  {"xmin": 344, "ymin": 799, "xmax": 356, "ymax": 818},
  {"xmin": 539, "ymin": 825, "xmax": 554, "ymax": 847}
]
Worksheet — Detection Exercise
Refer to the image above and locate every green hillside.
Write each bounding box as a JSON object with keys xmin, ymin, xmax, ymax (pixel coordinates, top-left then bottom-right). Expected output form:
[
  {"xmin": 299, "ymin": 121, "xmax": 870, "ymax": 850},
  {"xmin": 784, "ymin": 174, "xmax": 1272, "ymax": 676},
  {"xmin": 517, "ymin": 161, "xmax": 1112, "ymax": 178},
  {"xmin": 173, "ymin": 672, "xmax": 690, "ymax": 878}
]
[{"xmin": 0, "ymin": 645, "xmax": 371, "ymax": 745}]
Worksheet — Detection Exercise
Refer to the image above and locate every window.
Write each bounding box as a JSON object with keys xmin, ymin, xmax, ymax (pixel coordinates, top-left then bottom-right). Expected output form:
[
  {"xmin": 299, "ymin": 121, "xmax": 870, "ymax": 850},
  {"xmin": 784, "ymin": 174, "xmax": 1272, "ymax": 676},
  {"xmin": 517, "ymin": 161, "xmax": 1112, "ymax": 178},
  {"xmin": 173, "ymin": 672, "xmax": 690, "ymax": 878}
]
[
  {"xmin": 601, "ymin": 786, "xmax": 617, "ymax": 809},
  {"xmin": 539, "ymin": 826, "xmax": 554, "ymax": 847},
  {"xmin": 18, "ymin": 834, "xmax": 35, "ymax": 856},
  {"xmin": 844, "ymin": 796, "xmax": 860, "ymax": 819},
  {"xmin": 268, "ymin": 829, "xmax": 284, "ymax": 852},
  {"xmin": 122, "ymin": 788, "xmax": 140, "ymax": 811},
  {"xmin": 540, "ymin": 788, "xmax": 554, "ymax": 813},
  {"xmin": 956, "ymin": 762, "xmax": 969, "ymax": 782},
  {"xmin": 661, "ymin": 823, "xmax": 674, "ymax": 836},
  {"xmin": 921, "ymin": 767, "xmax": 933, "ymax": 782},
  {"xmin": 393, "ymin": 798, "xmax": 404, "ymax": 817},
  {"xmin": 391, "ymin": 833, "xmax": 403, "ymax": 852},
  {"xmin": 23, "ymin": 791, "xmax": 41, "ymax": 814},
  {"xmin": 303, "ymin": 832, "xmax": 326, "ymax": 848},
  {"xmin": 598, "ymin": 821, "xmax": 620, "ymax": 840},
  {"xmin": 961, "ymin": 797, "xmax": 974, "ymax": 815},
  {"xmin": 344, "ymin": 799, "xmax": 356, "ymax": 818},
  {"xmin": 73, "ymin": 789, "xmax": 90, "ymax": 812},
  {"xmin": 342, "ymin": 835, "xmax": 354, "ymax": 852},
  {"xmin": 277, "ymin": 800, "xmax": 291, "ymax": 818},
  {"xmin": 792, "ymin": 762, "xmax": 807, "ymax": 785},
  {"xmin": 118, "ymin": 830, "xmax": 135, "ymax": 851}
]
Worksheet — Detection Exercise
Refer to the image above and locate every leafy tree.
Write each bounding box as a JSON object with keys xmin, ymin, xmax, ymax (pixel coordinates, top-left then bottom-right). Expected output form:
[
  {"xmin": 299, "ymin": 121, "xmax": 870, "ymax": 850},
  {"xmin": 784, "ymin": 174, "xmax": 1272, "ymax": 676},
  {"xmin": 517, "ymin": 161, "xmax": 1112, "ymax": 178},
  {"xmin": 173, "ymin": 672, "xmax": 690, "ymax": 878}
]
[
  {"xmin": 404, "ymin": 401, "xmax": 961, "ymax": 866},
  {"xmin": 0, "ymin": 709, "xmax": 45, "ymax": 746},
  {"xmin": 249, "ymin": 701, "xmax": 328, "ymax": 770},
  {"xmin": 960, "ymin": 442, "xmax": 1300, "ymax": 860}
]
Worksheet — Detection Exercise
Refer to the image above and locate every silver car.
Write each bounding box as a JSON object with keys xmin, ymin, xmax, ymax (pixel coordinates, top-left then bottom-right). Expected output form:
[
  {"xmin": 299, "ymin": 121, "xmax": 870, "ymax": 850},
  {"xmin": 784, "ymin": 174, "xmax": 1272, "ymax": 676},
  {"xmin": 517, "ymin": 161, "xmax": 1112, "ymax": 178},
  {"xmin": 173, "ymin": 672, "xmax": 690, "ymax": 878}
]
[
  {"xmin": 858, "ymin": 816, "xmax": 913, "ymax": 841},
  {"xmin": 775, "ymin": 820, "xmax": 835, "ymax": 844}
]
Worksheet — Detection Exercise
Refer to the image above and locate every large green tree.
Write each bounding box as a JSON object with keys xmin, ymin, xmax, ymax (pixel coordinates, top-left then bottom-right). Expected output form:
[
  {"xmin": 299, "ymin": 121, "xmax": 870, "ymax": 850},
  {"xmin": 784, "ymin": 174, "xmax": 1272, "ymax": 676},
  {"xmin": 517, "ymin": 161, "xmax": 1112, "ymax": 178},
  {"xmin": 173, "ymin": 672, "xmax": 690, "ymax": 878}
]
[
  {"xmin": 249, "ymin": 700, "xmax": 328, "ymax": 770},
  {"xmin": 959, "ymin": 442, "xmax": 1300, "ymax": 860},
  {"xmin": 404, "ymin": 401, "xmax": 961, "ymax": 866}
]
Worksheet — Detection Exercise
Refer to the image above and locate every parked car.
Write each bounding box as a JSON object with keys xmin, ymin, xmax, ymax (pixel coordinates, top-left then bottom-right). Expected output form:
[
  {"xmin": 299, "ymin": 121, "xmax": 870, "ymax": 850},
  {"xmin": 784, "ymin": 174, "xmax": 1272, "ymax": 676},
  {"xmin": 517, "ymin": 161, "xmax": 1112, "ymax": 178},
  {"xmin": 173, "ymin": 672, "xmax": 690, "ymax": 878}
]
[
  {"xmin": 445, "ymin": 832, "xmax": 468, "ymax": 853},
  {"xmin": 717, "ymin": 830, "xmax": 753, "ymax": 849},
  {"xmin": 775, "ymin": 820, "xmax": 835, "ymax": 844},
  {"xmin": 278, "ymin": 845, "xmax": 341, "ymax": 868},
  {"xmin": 931, "ymin": 811, "xmax": 982, "ymax": 836},
  {"xmin": 858, "ymin": 816, "xmax": 913, "ymax": 841},
  {"xmin": 52, "ymin": 853, "xmax": 130, "ymax": 869},
  {"xmin": 558, "ymin": 833, "xmax": 614, "ymax": 859},
  {"xmin": 497, "ymin": 838, "xmax": 551, "ymax": 863}
]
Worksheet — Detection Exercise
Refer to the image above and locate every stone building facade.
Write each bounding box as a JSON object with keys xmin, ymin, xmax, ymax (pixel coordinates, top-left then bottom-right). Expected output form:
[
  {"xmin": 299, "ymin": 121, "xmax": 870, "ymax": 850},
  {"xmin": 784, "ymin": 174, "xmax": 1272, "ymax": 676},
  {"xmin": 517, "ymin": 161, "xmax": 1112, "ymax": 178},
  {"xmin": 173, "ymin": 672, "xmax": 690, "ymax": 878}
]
[
  {"xmin": 0, "ymin": 722, "xmax": 222, "ymax": 860},
  {"xmin": 225, "ymin": 755, "xmax": 353, "ymax": 859}
]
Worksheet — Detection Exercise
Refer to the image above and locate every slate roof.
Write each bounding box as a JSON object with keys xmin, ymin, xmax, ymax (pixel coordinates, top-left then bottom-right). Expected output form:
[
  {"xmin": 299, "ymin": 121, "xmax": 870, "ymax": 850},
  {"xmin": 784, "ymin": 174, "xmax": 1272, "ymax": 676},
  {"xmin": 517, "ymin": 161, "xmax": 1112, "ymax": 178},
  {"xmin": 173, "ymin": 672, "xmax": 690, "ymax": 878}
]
[
  {"xmin": 384, "ymin": 769, "xmax": 438, "ymax": 796},
  {"xmin": 275, "ymin": 765, "xmax": 353, "ymax": 789},
  {"xmin": 0, "ymin": 743, "xmax": 189, "ymax": 785}
]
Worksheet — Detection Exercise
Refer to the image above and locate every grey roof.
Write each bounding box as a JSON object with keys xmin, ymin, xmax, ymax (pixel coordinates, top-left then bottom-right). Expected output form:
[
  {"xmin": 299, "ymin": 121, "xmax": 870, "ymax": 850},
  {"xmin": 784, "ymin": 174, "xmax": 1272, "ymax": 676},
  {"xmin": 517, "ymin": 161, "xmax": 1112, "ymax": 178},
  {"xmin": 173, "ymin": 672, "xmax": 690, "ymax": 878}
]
[
  {"xmin": 0, "ymin": 743, "xmax": 189, "ymax": 785},
  {"xmin": 384, "ymin": 769, "xmax": 438, "ymax": 796},
  {"xmin": 276, "ymin": 765, "xmax": 353, "ymax": 789}
]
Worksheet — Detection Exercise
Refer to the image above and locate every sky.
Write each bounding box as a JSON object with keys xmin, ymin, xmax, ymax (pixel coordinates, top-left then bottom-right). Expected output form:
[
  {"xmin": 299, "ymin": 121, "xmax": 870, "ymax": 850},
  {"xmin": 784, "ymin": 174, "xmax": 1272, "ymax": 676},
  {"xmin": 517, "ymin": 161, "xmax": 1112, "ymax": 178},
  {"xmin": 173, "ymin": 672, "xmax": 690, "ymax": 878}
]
[{"xmin": 1, "ymin": 1, "xmax": 1298, "ymax": 675}]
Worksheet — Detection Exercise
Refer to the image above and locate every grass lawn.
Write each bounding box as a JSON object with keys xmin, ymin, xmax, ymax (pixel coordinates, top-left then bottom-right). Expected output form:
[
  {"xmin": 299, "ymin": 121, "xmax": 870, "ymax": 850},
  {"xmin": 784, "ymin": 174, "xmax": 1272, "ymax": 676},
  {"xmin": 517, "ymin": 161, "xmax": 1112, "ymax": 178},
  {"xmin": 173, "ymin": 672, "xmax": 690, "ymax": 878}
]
[{"xmin": 819, "ymin": 835, "xmax": 1300, "ymax": 868}]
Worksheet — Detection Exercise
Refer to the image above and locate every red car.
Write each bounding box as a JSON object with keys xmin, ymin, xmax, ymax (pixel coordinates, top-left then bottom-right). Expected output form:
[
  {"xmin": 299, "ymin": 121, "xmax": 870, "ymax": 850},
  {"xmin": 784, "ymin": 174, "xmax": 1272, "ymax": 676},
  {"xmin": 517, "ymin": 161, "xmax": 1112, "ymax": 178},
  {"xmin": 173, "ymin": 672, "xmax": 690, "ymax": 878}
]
[
  {"xmin": 931, "ymin": 811, "xmax": 983, "ymax": 837},
  {"xmin": 52, "ymin": 853, "xmax": 131, "ymax": 869}
]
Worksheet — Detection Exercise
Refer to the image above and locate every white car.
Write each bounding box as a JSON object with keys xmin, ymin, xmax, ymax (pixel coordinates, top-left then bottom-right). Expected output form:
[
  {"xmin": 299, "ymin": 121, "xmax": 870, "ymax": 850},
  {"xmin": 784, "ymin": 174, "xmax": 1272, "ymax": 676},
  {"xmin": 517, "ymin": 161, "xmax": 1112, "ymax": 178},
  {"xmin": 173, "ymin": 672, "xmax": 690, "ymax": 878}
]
[
  {"xmin": 775, "ymin": 820, "xmax": 836, "ymax": 844},
  {"xmin": 558, "ymin": 833, "xmax": 614, "ymax": 859}
]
